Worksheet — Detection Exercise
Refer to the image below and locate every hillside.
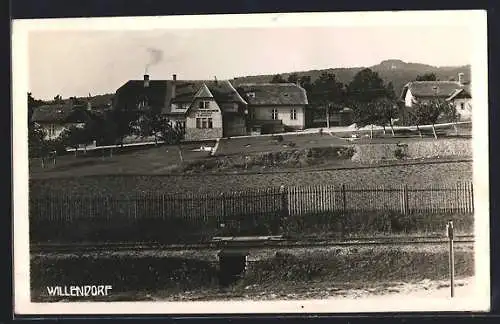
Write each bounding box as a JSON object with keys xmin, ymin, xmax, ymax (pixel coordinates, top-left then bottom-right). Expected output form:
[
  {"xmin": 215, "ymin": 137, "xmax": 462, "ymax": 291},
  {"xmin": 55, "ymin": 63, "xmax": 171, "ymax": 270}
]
[{"xmin": 232, "ymin": 59, "xmax": 471, "ymax": 97}]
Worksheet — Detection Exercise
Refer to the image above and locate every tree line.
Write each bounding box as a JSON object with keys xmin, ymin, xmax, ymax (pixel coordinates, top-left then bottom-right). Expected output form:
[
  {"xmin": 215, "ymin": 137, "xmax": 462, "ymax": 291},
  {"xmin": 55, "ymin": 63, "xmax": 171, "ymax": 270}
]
[{"xmin": 270, "ymin": 70, "xmax": 457, "ymax": 138}]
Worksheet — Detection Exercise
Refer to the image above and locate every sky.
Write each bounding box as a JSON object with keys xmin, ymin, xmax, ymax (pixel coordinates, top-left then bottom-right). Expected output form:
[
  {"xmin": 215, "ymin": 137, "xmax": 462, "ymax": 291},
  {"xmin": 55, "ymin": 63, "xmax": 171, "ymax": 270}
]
[{"xmin": 27, "ymin": 25, "xmax": 473, "ymax": 100}]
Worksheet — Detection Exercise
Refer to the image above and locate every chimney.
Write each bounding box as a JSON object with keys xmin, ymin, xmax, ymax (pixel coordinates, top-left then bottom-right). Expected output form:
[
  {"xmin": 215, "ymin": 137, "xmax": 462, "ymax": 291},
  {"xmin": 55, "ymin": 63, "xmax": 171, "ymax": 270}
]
[
  {"xmin": 144, "ymin": 74, "xmax": 150, "ymax": 87},
  {"xmin": 214, "ymin": 76, "xmax": 218, "ymax": 85},
  {"xmin": 87, "ymin": 93, "xmax": 92, "ymax": 111},
  {"xmin": 458, "ymin": 73, "xmax": 464, "ymax": 85},
  {"xmin": 172, "ymin": 74, "xmax": 177, "ymax": 99}
]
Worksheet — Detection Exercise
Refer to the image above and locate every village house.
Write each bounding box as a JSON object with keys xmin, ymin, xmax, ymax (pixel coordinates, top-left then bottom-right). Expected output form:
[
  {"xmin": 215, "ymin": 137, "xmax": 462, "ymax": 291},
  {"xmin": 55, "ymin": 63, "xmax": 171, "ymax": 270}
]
[
  {"xmin": 399, "ymin": 72, "xmax": 472, "ymax": 123},
  {"xmin": 235, "ymin": 83, "xmax": 309, "ymax": 135},
  {"xmin": 114, "ymin": 74, "xmax": 249, "ymax": 141},
  {"xmin": 114, "ymin": 75, "xmax": 311, "ymax": 140},
  {"xmin": 31, "ymin": 103, "xmax": 90, "ymax": 140}
]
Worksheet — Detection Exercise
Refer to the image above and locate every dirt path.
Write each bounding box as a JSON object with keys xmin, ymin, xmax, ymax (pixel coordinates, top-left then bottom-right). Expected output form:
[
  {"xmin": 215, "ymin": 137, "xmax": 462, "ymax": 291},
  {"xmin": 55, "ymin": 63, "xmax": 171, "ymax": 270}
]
[{"xmin": 153, "ymin": 277, "xmax": 474, "ymax": 301}]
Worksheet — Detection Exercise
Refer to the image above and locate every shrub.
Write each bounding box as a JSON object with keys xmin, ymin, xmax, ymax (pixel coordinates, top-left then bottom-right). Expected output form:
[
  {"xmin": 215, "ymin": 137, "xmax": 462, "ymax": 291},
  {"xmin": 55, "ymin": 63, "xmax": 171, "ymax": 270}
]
[{"xmin": 394, "ymin": 143, "xmax": 408, "ymax": 160}]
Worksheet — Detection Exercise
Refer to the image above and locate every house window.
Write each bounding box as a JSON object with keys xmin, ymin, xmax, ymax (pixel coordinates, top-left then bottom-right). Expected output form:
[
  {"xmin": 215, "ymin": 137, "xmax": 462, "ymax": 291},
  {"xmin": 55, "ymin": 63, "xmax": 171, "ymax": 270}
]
[
  {"xmin": 196, "ymin": 118, "xmax": 213, "ymax": 129},
  {"xmin": 48, "ymin": 124, "xmax": 56, "ymax": 137},
  {"xmin": 290, "ymin": 109, "xmax": 297, "ymax": 120},
  {"xmin": 198, "ymin": 101, "xmax": 210, "ymax": 110},
  {"xmin": 460, "ymin": 102, "xmax": 465, "ymax": 110},
  {"xmin": 271, "ymin": 109, "xmax": 279, "ymax": 120},
  {"xmin": 137, "ymin": 100, "xmax": 148, "ymax": 109}
]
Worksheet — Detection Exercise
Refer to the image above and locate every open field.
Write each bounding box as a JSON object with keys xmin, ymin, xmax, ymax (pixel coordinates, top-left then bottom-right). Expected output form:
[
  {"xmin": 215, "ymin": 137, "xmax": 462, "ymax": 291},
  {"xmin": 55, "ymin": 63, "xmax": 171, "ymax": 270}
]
[
  {"xmin": 31, "ymin": 243, "xmax": 473, "ymax": 302},
  {"xmin": 30, "ymin": 161, "xmax": 472, "ymax": 196}
]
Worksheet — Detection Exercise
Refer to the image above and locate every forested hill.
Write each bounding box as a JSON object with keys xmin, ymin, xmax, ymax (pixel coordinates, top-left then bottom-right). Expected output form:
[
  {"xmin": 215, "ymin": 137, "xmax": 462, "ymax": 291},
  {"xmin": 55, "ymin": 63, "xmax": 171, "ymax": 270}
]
[{"xmin": 231, "ymin": 59, "xmax": 471, "ymax": 97}]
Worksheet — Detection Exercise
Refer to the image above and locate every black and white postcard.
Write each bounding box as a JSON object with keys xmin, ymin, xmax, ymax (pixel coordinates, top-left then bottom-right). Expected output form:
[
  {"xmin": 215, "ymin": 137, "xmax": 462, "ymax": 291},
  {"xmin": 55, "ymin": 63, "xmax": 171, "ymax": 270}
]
[{"xmin": 12, "ymin": 10, "xmax": 490, "ymax": 315}]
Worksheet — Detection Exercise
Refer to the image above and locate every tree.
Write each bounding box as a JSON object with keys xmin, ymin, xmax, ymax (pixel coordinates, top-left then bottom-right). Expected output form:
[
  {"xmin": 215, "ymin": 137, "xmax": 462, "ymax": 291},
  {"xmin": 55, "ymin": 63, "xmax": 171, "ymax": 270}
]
[
  {"xmin": 287, "ymin": 73, "xmax": 299, "ymax": 84},
  {"xmin": 347, "ymin": 68, "xmax": 398, "ymax": 137},
  {"xmin": 270, "ymin": 74, "xmax": 287, "ymax": 83},
  {"xmin": 53, "ymin": 94, "xmax": 63, "ymax": 103},
  {"xmin": 373, "ymin": 97, "xmax": 398, "ymax": 136},
  {"xmin": 347, "ymin": 68, "xmax": 388, "ymax": 103},
  {"xmin": 351, "ymin": 101, "xmax": 380, "ymax": 138},
  {"xmin": 109, "ymin": 109, "xmax": 136, "ymax": 147},
  {"xmin": 27, "ymin": 92, "xmax": 44, "ymax": 123},
  {"xmin": 131, "ymin": 111, "xmax": 174, "ymax": 145},
  {"xmin": 309, "ymin": 72, "xmax": 345, "ymax": 128},
  {"xmin": 60, "ymin": 125, "xmax": 94, "ymax": 156},
  {"xmin": 416, "ymin": 73, "xmax": 437, "ymax": 81},
  {"xmin": 385, "ymin": 82, "xmax": 396, "ymax": 100},
  {"xmin": 408, "ymin": 99, "xmax": 456, "ymax": 139},
  {"xmin": 28, "ymin": 122, "xmax": 49, "ymax": 162},
  {"xmin": 298, "ymin": 75, "xmax": 313, "ymax": 93}
]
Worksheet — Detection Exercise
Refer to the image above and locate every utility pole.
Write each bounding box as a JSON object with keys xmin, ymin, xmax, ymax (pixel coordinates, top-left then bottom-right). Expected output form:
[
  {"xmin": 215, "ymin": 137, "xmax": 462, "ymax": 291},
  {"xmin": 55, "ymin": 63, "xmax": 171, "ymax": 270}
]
[{"xmin": 446, "ymin": 220, "xmax": 455, "ymax": 298}]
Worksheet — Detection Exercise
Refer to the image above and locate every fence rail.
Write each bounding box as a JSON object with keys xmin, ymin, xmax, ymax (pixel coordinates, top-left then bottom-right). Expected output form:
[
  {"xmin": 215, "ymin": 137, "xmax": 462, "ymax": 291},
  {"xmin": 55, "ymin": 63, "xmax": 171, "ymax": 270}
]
[
  {"xmin": 31, "ymin": 182, "xmax": 474, "ymax": 222},
  {"xmin": 29, "ymin": 182, "xmax": 474, "ymax": 242}
]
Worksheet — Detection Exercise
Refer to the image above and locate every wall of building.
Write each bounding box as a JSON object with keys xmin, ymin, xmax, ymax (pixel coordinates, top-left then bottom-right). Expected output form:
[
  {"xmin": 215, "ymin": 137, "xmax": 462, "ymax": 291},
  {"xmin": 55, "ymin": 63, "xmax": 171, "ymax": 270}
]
[
  {"xmin": 185, "ymin": 98, "xmax": 223, "ymax": 141},
  {"xmin": 452, "ymin": 98, "xmax": 472, "ymax": 121},
  {"xmin": 252, "ymin": 105, "xmax": 305, "ymax": 129},
  {"xmin": 404, "ymin": 89, "xmax": 414, "ymax": 107},
  {"xmin": 223, "ymin": 114, "xmax": 247, "ymax": 137},
  {"xmin": 39, "ymin": 122, "xmax": 85, "ymax": 140}
]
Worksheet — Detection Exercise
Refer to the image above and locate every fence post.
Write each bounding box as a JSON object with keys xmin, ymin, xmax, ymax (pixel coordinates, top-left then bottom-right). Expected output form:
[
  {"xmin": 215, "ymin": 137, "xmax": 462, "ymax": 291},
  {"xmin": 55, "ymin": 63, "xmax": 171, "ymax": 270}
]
[
  {"xmin": 401, "ymin": 184, "xmax": 409, "ymax": 215},
  {"xmin": 470, "ymin": 181, "xmax": 474, "ymax": 213},
  {"xmin": 341, "ymin": 184, "xmax": 346, "ymax": 239},
  {"xmin": 280, "ymin": 185, "xmax": 289, "ymax": 235},
  {"xmin": 220, "ymin": 192, "xmax": 226, "ymax": 229},
  {"xmin": 446, "ymin": 220, "xmax": 455, "ymax": 298}
]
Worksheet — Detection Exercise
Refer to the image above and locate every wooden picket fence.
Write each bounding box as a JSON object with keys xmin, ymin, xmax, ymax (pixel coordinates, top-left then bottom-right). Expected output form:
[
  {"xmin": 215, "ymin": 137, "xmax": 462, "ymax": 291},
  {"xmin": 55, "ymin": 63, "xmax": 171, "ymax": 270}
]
[{"xmin": 30, "ymin": 182, "xmax": 474, "ymax": 224}]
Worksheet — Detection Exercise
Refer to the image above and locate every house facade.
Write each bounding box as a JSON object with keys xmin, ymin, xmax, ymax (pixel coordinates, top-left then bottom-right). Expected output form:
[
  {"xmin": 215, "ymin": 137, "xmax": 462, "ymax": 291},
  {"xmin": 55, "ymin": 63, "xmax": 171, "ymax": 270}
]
[
  {"xmin": 114, "ymin": 76, "xmax": 311, "ymax": 140},
  {"xmin": 114, "ymin": 74, "xmax": 249, "ymax": 141},
  {"xmin": 31, "ymin": 103, "xmax": 90, "ymax": 140},
  {"xmin": 235, "ymin": 83, "xmax": 308, "ymax": 134},
  {"xmin": 399, "ymin": 73, "xmax": 472, "ymax": 123}
]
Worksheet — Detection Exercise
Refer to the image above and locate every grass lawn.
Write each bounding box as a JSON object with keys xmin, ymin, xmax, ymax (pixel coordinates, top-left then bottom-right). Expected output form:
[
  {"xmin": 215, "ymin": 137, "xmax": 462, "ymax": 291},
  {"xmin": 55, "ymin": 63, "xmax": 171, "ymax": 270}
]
[
  {"xmin": 216, "ymin": 133, "xmax": 351, "ymax": 156},
  {"xmin": 30, "ymin": 130, "xmax": 470, "ymax": 179},
  {"xmin": 30, "ymin": 142, "xmax": 215, "ymax": 179}
]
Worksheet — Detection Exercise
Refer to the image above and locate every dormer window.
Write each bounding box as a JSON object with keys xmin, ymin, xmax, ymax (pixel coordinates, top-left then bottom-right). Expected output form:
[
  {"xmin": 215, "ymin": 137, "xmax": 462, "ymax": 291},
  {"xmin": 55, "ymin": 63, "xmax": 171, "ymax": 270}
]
[
  {"xmin": 198, "ymin": 101, "xmax": 210, "ymax": 110},
  {"xmin": 246, "ymin": 92, "xmax": 255, "ymax": 98}
]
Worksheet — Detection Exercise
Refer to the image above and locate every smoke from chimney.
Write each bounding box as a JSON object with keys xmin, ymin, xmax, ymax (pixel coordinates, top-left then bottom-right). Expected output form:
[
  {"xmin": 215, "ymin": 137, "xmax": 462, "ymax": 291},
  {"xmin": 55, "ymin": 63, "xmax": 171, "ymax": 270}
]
[{"xmin": 144, "ymin": 48, "xmax": 164, "ymax": 75}]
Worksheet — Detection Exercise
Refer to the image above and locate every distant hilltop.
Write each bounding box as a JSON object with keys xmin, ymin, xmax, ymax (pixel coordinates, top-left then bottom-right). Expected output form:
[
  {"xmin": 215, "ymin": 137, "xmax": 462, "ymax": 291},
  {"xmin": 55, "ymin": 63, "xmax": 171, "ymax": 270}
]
[
  {"xmin": 37, "ymin": 60, "xmax": 471, "ymax": 102},
  {"xmin": 232, "ymin": 59, "xmax": 471, "ymax": 97}
]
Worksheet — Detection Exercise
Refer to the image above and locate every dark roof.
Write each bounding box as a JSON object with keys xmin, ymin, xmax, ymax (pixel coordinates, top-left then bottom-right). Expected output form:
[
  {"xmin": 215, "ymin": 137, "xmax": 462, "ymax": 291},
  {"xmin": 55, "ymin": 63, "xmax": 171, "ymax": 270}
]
[
  {"xmin": 115, "ymin": 79, "xmax": 247, "ymax": 116},
  {"xmin": 115, "ymin": 80, "xmax": 169, "ymax": 113},
  {"xmin": 31, "ymin": 104, "xmax": 90, "ymax": 123},
  {"xmin": 235, "ymin": 83, "xmax": 308, "ymax": 106},
  {"xmin": 167, "ymin": 79, "xmax": 247, "ymax": 106},
  {"xmin": 400, "ymin": 81, "xmax": 471, "ymax": 100}
]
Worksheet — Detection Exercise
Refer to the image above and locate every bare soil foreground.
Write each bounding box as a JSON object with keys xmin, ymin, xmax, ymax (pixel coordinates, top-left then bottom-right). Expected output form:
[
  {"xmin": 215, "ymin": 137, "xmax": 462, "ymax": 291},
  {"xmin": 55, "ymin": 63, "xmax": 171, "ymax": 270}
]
[{"xmin": 31, "ymin": 243, "xmax": 473, "ymax": 302}]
